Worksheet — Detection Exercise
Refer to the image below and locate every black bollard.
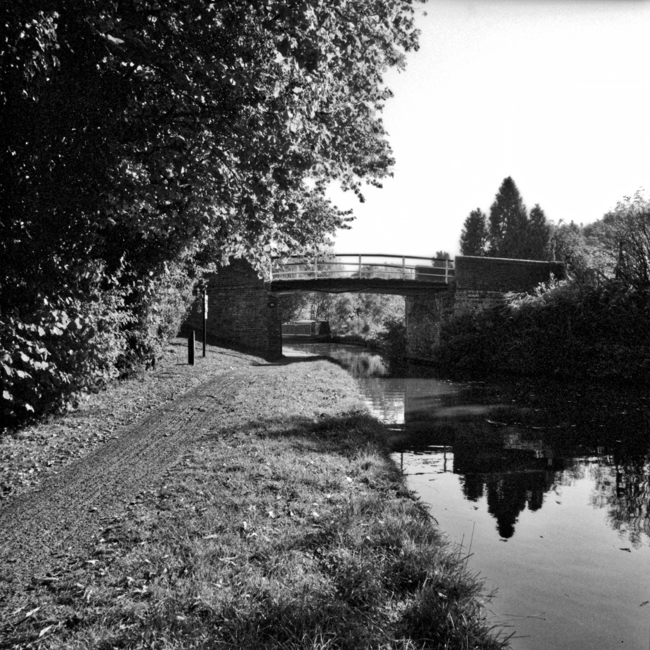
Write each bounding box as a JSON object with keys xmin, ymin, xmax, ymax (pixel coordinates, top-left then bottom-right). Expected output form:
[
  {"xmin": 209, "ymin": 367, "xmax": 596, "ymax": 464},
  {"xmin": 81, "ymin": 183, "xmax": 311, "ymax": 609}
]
[
  {"xmin": 188, "ymin": 329, "xmax": 195, "ymax": 365},
  {"xmin": 202, "ymin": 290, "xmax": 207, "ymax": 358}
]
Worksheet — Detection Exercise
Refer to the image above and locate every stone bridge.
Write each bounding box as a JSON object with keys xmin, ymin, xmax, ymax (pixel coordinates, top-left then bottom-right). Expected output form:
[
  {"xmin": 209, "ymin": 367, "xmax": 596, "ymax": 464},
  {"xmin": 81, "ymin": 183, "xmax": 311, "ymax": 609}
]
[{"xmin": 185, "ymin": 255, "xmax": 565, "ymax": 362}]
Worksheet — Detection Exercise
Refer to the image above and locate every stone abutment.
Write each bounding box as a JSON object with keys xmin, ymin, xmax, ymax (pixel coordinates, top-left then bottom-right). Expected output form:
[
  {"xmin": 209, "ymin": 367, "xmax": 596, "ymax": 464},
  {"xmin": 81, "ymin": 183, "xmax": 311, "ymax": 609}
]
[{"xmin": 405, "ymin": 256, "xmax": 565, "ymax": 361}]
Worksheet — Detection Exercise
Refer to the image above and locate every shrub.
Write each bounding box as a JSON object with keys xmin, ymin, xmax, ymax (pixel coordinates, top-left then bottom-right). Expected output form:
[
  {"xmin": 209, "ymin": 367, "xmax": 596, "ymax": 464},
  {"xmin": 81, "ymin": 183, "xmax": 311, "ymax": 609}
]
[
  {"xmin": 373, "ymin": 316, "xmax": 407, "ymax": 374},
  {"xmin": 118, "ymin": 261, "xmax": 195, "ymax": 373},
  {"xmin": 1, "ymin": 265, "xmax": 129, "ymax": 428},
  {"xmin": 433, "ymin": 279, "xmax": 650, "ymax": 383}
]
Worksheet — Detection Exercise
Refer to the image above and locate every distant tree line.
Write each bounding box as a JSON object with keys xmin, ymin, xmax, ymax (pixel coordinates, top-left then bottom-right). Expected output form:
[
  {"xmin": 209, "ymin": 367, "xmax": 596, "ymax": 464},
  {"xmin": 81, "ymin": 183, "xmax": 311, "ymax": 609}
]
[
  {"xmin": 459, "ymin": 179, "xmax": 650, "ymax": 290},
  {"xmin": 438, "ymin": 190, "xmax": 650, "ymax": 383}
]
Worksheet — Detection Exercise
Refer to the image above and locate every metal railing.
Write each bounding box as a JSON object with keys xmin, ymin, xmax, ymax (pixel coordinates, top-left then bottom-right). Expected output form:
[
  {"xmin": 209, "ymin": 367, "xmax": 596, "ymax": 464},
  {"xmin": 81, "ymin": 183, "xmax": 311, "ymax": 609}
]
[{"xmin": 271, "ymin": 254, "xmax": 455, "ymax": 284}]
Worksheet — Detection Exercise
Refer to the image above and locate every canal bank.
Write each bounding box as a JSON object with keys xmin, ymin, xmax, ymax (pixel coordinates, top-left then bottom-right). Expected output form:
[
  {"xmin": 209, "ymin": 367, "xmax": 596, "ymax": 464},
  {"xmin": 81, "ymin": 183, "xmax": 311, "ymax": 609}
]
[
  {"xmin": 0, "ymin": 339, "xmax": 506, "ymax": 649},
  {"xmin": 286, "ymin": 342, "xmax": 650, "ymax": 650}
]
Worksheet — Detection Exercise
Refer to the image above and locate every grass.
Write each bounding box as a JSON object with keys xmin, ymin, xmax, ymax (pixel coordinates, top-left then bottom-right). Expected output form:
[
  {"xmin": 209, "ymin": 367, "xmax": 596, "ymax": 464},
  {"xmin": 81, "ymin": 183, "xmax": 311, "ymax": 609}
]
[{"xmin": 0, "ymin": 340, "xmax": 509, "ymax": 649}]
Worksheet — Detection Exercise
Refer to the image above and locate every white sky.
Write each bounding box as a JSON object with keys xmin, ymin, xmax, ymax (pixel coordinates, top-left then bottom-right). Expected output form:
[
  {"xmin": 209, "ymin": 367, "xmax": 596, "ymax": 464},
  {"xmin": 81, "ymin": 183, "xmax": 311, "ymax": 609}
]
[{"xmin": 331, "ymin": 0, "xmax": 650, "ymax": 258}]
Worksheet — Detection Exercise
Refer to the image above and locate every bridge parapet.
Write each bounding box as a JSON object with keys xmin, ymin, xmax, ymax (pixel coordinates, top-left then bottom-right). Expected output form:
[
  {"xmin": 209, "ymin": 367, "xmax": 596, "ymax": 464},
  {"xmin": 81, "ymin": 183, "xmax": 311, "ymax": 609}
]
[
  {"xmin": 455, "ymin": 255, "xmax": 565, "ymax": 292},
  {"xmin": 271, "ymin": 254, "xmax": 455, "ymax": 284}
]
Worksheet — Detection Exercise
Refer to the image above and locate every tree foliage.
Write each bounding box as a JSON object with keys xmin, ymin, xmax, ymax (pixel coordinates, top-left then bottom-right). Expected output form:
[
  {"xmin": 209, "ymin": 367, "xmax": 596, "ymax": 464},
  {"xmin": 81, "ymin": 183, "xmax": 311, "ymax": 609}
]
[
  {"xmin": 1, "ymin": 0, "xmax": 424, "ymax": 426},
  {"xmin": 600, "ymin": 191, "xmax": 650, "ymax": 288},
  {"xmin": 524, "ymin": 204, "xmax": 551, "ymax": 260},
  {"xmin": 488, "ymin": 177, "xmax": 529, "ymax": 258},
  {"xmin": 459, "ymin": 209, "xmax": 489, "ymax": 256},
  {"xmin": 433, "ymin": 279, "xmax": 650, "ymax": 384},
  {"xmin": 463, "ymin": 178, "xmax": 550, "ymax": 260},
  {"xmin": 551, "ymin": 192, "xmax": 650, "ymax": 286},
  {"xmin": 551, "ymin": 221, "xmax": 613, "ymax": 281}
]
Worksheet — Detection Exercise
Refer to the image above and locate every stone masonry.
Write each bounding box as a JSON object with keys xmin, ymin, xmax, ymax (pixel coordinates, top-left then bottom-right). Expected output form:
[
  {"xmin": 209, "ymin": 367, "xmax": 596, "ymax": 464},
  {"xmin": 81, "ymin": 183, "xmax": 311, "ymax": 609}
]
[
  {"xmin": 185, "ymin": 259, "xmax": 282, "ymax": 360},
  {"xmin": 405, "ymin": 256, "xmax": 565, "ymax": 361}
]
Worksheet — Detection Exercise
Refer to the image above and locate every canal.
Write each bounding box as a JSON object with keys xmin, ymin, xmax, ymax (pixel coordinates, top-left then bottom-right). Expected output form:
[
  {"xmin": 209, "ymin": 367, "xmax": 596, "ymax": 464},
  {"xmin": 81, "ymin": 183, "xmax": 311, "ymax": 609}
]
[{"xmin": 285, "ymin": 342, "xmax": 650, "ymax": 650}]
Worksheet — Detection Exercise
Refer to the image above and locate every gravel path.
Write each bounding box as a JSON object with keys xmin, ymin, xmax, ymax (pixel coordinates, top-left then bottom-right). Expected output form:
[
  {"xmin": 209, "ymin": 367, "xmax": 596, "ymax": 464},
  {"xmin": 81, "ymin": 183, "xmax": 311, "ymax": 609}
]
[
  {"xmin": 0, "ymin": 371, "xmax": 253, "ymax": 594},
  {"xmin": 0, "ymin": 337, "xmax": 278, "ymax": 604}
]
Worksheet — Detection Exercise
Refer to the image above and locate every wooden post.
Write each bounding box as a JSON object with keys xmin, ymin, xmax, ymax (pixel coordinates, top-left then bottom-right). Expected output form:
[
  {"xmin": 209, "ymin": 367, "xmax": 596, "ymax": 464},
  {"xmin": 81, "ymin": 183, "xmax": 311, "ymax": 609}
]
[
  {"xmin": 202, "ymin": 290, "xmax": 207, "ymax": 357},
  {"xmin": 188, "ymin": 330, "xmax": 195, "ymax": 365}
]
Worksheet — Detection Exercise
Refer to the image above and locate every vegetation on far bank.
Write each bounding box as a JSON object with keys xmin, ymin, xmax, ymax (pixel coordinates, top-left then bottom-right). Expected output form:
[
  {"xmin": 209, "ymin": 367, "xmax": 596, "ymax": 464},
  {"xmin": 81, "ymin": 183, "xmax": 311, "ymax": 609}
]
[
  {"xmin": 0, "ymin": 342, "xmax": 508, "ymax": 650},
  {"xmin": 437, "ymin": 190, "xmax": 650, "ymax": 383},
  {"xmin": 432, "ymin": 278, "xmax": 650, "ymax": 384}
]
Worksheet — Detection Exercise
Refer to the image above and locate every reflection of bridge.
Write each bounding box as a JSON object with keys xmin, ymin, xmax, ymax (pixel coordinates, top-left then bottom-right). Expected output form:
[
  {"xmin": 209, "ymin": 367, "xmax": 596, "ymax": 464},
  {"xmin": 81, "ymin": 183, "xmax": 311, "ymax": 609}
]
[{"xmin": 270, "ymin": 254, "xmax": 454, "ymax": 296}]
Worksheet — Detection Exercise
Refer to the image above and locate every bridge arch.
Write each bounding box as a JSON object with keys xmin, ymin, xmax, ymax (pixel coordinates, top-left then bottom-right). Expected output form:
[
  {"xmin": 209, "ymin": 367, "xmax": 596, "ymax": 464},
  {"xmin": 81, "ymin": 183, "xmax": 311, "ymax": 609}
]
[{"xmin": 184, "ymin": 255, "xmax": 564, "ymax": 362}]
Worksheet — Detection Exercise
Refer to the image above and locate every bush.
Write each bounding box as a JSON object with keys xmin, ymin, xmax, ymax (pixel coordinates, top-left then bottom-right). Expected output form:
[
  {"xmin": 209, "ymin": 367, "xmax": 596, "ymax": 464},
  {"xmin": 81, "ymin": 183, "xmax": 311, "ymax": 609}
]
[
  {"xmin": 373, "ymin": 316, "xmax": 407, "ymax": 374},
  {"xmin": 433, "ymin": 279, "xmax": 650, "ymax": 383},
  {"xmin": 1, "ymin": 259, "xmax": 197, "ymax": 430},
  {"xmin": 118, "ymin": 262, "xmax": 195, "ymax": 373},
  {"xmin": 1, "ymin": 265, "xmax": 129, "ymax": 428}
]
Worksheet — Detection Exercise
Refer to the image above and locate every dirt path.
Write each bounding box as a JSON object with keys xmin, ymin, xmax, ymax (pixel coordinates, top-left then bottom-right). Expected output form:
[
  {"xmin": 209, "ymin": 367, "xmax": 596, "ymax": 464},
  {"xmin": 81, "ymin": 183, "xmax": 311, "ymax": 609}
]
[{"xmin": 0, "ymin": 367, "xmax": 253, "ymax": 595}]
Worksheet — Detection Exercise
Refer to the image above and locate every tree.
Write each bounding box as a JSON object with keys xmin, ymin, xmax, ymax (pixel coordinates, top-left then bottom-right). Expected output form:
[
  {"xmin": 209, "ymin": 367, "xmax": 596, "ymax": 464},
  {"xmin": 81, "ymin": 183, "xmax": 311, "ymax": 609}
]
[
  {"xmin": 459, "ymin": 209, "xmax": 489, "ymax": 256},
  {"xmin": 432, "ymin": 250, "xmax": 451, "ymax": 269},
  {"xmin": 488, "ymin": 177, "xmax": 529, "ymax": 258},
  {"xmin": 600, "ymin": 191, "xmax": 650, "ymax": 287},
  {"xmin": 1, "ymin": 1, "xmax": 425, "ymax": 422},
  {"xmin": 551, "ymin": 220, "xmax": 614, "ymax": 281},
  {"xmin": 524, "ymin": 204, "xmax": 551, "ymax": 260}
]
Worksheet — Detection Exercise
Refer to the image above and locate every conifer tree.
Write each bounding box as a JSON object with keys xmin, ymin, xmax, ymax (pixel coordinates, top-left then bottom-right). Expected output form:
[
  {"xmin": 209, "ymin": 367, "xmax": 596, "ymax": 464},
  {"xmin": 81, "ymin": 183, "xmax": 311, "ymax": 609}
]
[
  {"xmin": 459, "ymin": 208, "xmax": 489, "ymax": 256},
  {"xmin": 525, "ymin": 204, "xmax": 551, "ymax": 260},
  {"xmin": 488, "ymin": 177, "xmax": 529, "ymax": 257}
]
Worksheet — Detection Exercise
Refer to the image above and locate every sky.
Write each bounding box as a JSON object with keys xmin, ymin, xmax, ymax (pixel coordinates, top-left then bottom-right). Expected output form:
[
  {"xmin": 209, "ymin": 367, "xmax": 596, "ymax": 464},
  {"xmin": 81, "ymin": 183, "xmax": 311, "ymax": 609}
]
[{"xmin": 330, "ymin": 0, "xmax": 650, "ymax": 258}]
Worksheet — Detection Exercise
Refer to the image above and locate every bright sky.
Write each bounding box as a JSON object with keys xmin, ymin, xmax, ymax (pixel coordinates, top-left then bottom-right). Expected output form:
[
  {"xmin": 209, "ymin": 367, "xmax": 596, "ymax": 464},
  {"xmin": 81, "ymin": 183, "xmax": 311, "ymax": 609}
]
[{"xmin": 331, "ymin": 0, "xmax": 650, "ymax": 258}]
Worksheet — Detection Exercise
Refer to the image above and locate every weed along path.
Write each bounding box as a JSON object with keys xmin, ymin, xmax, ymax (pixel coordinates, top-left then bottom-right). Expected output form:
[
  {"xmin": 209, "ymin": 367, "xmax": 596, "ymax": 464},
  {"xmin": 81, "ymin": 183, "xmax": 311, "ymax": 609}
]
[{"xmin": 0, "ymin": 341, "xmax": 507, "ymax": 649}]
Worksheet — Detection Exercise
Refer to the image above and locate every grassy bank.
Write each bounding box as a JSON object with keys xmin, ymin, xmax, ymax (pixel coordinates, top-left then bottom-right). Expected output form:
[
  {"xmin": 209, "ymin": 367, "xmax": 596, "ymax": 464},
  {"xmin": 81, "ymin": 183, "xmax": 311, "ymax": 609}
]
[{"xmin": 1, "ymin": 341, "xmax": 507, "ymax": 649}]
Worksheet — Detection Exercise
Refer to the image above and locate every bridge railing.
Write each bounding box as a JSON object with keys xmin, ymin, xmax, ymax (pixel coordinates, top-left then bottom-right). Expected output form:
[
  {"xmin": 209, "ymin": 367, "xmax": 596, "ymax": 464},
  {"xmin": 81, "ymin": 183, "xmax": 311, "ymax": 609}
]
[{"xmin": 270, "ymin": 254, "xmax": 455, "ymax": 283}]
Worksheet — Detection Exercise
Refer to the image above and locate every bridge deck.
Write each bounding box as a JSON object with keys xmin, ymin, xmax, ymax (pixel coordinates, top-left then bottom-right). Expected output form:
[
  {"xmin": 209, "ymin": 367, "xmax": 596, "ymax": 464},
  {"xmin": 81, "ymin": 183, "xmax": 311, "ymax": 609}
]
[{"xmin": 268, "ymin": 277, "xmax": 451, "ymax": 296}]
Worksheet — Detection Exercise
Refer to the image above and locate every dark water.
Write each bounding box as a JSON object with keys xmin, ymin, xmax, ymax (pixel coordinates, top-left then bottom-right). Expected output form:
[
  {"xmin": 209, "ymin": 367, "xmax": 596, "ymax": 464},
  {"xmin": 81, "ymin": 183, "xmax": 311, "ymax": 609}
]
[{"xmin": 285, "ymin": 343, "xmax": 650, "ymax": 650}]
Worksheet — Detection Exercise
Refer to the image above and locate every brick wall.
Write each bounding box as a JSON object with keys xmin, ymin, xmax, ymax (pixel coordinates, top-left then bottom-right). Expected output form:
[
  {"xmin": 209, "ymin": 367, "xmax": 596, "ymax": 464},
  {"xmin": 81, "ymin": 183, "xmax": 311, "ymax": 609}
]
[
  {"xmin": 455, "ymin": 255, "xmax": 565, "ymax": 292},
  {"xmin": 185, "ymin": 258, "xmax": 282, "ymax": 360},
  {"xmin": 405, "ymin": 256, "xmax": 563, "ymax": 362},
  {"xmin": 453, "ymin": 289, "xmax": 504, "ymax": 313}
]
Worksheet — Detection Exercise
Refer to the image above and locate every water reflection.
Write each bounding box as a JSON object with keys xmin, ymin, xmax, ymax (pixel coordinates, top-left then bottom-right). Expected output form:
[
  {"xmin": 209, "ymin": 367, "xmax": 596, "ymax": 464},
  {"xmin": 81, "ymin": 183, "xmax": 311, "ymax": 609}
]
[
  {"xmin": 289, "ymin": 343, "xmax": 650, "ymax": 545},
  {"xmin": 287, "ymin": 343, "xmax": 650, "ymax": 649},
  {"xmin": 287, "ymin": 342, "xmax": 388, "ymax": 379},
  {"xmin": 592, "ymin": 460, "xmax": 650, "ymax": 548},
  {"xmin": 397, "ymin": 383, "xmax": 650, "ymax": 545}
]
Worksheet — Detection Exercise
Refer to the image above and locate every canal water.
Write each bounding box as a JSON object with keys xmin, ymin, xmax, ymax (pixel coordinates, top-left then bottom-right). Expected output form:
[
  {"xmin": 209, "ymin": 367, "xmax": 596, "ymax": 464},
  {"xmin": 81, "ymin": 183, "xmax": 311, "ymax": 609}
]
[{"xmin": 286, "ymin": 342, "xmax": 650, "ymax": 650}]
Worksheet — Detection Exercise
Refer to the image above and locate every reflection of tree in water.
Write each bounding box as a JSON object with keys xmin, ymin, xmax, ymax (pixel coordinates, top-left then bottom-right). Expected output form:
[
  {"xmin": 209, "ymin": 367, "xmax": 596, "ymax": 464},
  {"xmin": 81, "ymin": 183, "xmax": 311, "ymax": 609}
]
[
  {"xmin": 460, "ymin": 466, "xmax": 557, "ymax": 539},
  {"xmin": 453, "ymin": 421, "xmax": 573, "ymax": 539},
  {"xmin": 302, "ymin": 345, "xmax": 650, "ymax": 544},
  {"xmin": 440, "ymin": 381, "xmax": 650, "ymax": 542},
  {"xmin": 591, "ymin": 456, "xmax": 650, "ymax": 548},
  {"xmin": 326, "ymin": 348, "xmax": 388, "ymax": 379},
  {"xmin": 361, "ymin": 378, "xmax": 404, "ymax": 424}
]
